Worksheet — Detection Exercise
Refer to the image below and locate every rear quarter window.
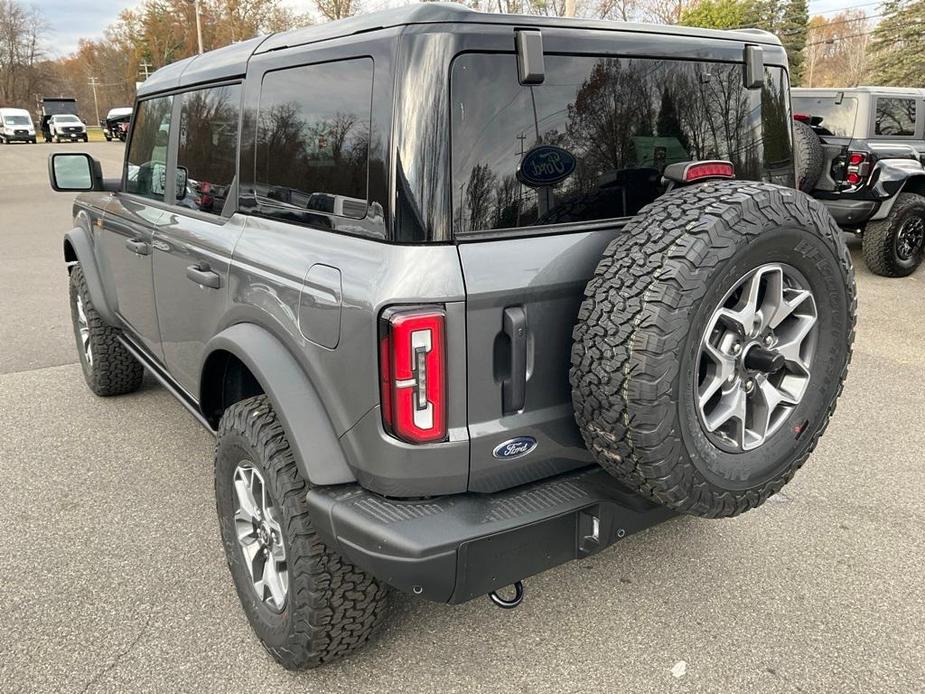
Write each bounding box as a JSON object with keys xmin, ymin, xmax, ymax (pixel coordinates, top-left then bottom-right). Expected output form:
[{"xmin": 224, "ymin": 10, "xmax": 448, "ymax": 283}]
[
  {"xmin": 451, "ymin": 54, "xmax": 792, "ymax": 235},
  {"xmin": 875, "ymin": 97, "xmax": 917, "ymax": 137}
]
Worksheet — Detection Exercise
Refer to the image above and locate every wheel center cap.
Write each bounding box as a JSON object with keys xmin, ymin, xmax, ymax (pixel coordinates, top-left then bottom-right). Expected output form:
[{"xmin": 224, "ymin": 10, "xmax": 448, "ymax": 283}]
[{"xmin": 742, "ymin": 343, "xmax": 785, "ymax": 374}]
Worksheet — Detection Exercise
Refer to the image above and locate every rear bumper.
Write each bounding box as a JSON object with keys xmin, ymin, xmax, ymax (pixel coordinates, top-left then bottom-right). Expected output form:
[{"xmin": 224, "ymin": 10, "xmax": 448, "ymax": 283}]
[
  {"xmin": 306, "ymin": 467, "xmax": 674, "ymax": 604},
  {"xmin": 820, "ymin": 198, "xmax": 878, "ymax": 227}
]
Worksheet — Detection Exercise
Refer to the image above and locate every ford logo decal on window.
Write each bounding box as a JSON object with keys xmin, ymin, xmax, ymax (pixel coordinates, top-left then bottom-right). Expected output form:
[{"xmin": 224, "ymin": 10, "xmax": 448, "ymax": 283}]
[
  {"xmin": 492, "ymin": 436, "xmax": 538, "ymax": 460},
  {"xmin": 516, "ymin": 145, "xmax": 576, "ymax": 188}
]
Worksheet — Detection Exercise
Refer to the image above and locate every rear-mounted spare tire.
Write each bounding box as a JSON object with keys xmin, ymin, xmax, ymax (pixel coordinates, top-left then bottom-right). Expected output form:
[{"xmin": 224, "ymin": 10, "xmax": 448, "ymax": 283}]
[
  {"xmin": 792, "ymin": 120, "xmax": 824, "ymax": 193},
  {"xmin": 571, "ymin": 181, "xmax": 856, "ymax": 518}
]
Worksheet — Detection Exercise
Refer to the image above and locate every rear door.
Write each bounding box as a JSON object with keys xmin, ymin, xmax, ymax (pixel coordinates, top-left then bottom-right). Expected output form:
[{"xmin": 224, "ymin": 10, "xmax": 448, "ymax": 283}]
[
  {"xmin": 152, "ymin": 82, "xmax": 244, "ymax": 396},
  {"xmin": 451, "ymin": 52, "xmax": 793, "ymax": 492}
]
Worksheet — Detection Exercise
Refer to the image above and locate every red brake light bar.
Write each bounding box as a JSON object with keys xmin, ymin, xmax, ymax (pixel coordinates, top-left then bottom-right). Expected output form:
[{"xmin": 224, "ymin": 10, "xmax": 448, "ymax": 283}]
[
  {"xmin": 379, "ymin": 307, "xmax": 447, "ymax": 444},
  {"xmin": 684, "ymin": 161, "xmax": 735, "ymax": 182}
]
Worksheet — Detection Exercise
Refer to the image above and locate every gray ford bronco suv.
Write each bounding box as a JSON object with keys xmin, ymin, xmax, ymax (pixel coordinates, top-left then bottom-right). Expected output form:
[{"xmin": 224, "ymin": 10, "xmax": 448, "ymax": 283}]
[
  {"xmin": 791, "ymin": 87, "xmax": 925, "ymax": 277},
  {"xmin": 48, "ymin": 4, "xmax": 855, "ymax": 669}
]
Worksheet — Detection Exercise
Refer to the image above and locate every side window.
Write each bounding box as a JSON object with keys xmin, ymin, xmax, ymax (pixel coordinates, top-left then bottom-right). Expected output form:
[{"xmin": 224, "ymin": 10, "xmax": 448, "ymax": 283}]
[
  {"xmin": 875, "ymin": 98, "xmax": 917, "ymax": 136},
  {"xmin": 254, "ymin": 58, "xmax": 372, "ymax": 225},
  {"xmin": 125, "ymin": 96, "xmax": 173, "ymax": 201},
  {"xmin": 176, "ymin": 83, "xmax": 242, "ymax": 216}
]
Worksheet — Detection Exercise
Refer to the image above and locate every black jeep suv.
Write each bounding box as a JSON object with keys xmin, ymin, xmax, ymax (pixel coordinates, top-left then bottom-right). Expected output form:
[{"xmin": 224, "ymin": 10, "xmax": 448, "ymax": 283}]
[{"xmin": 48, "ymin": 4, "xmax": 855, "ymax": 669}]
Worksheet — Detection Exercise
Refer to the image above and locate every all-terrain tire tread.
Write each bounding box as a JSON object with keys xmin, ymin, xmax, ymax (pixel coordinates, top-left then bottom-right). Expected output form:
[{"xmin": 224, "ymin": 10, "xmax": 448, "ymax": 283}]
[
  {"xmin": 69, "ymin": 264, "xmax": 144, "ymax": 396},
  {"xmin": 792, "ymin": 120, "xmax": 824, "ymax": 193},
  {"xmin": 570, "ymin": 180, "xmax": 856, "ymax": 517},
  {"xmin": 862, "ymin": 192, "xmax": 925, "ymax": 277},
  {"xmin": 216, "ymin": 395, "xmax": 387, "ymax": 670}
]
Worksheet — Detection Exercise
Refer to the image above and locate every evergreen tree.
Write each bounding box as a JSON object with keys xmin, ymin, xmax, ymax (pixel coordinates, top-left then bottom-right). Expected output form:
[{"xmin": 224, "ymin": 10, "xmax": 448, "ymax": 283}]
[
  {"xmin": 656, "ymin": 87, "xmax": 691, "ymax": 153},
  {"xmin": 778, "ymin": 0, "xmax": 809, "ymax": 85},
  {"xmin": 868, "ymin": 0, "xmax": 925, "ymax": 87}
]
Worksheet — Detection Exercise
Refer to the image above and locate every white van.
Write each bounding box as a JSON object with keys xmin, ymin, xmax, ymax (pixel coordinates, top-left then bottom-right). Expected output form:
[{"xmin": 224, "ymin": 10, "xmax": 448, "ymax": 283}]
[{"xmin": 0, "ymin": 107, "xmax": 37, "ymax": 144}]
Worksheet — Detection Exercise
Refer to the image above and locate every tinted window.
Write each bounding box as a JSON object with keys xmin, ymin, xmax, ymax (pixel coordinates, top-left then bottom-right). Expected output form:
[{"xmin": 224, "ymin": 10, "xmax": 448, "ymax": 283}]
[
  {"xmin": 125, "ymin": 96, "xmax": 173, "ymax": 201},
  {"xmin": 451, "ymin": 55, "xmax": 792, "ymax": 234},
  {"xmin": 875, "ymin": 98, "xmax": 917, "ymax": 136},
  {"xmin": 254, "ymin": 58, "xmax": 372, "ymax": 223},
  {"xmin": 176, "ymin": 84, "xmax": 241, "ymax": 216},
  {"xmin": 791, "ymin": 96, "xmax": 858, "ymax": 137}
]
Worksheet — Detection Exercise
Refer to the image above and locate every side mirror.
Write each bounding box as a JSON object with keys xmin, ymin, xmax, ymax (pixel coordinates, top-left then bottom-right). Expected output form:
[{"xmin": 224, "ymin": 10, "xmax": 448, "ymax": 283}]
[
  {"xmin": 176, "ymin": 166, "xmax": 188, "ymax": 200},
  {"xmin": 48, "ymin": 152, "xmax": 103, "ymax": 192}
]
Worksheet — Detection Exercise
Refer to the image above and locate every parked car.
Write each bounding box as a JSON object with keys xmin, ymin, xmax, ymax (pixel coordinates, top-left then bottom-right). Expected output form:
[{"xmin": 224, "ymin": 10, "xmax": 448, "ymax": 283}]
[
  {"xmin": 101, "ymin": 106, "xmax": 132, "ymax": 142},
  {"xmin": 47, "ymin": 5, "xmax": 856, "ymax": 670},
  {"xmin": 47, "ymin": 114, "xmax": 88, "ymax": 143},
  {"xmin": 0, "ymin": 107, "xmax": 37, "ymax": 143},
  {"xmin": 792, "ymin": 87, "xmax": 925, "ymax": 276}
]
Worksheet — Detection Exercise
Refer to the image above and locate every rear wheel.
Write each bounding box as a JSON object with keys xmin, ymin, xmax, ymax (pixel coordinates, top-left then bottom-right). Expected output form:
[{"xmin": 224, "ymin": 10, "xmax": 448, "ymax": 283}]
[
  {"xmin": 863, "ymin": 192, "xmax": 925, "ymax": 277},
  {"xmin": 215, "ymin": 395, "xmax": 388, "ymax": 669},
  {"xmin": 68, "ymin": 265, "xmax": 144, "ymax": 396},
  {"xmin": 571, "ymin": 181, "xmax": 856, "ymax": 517}
]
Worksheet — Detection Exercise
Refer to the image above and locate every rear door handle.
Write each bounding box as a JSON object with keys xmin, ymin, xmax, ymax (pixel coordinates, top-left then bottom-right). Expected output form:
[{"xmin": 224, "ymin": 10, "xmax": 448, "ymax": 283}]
[
  {"xmin": 186, "ymin": 263, "xmax": 221, "ymax": 289},
  {"xmin": 125, "ymin": 239, "xmax": 150, "ymax": 255},
  {"xmin": 502, "ymin": 306, "xmax": 527, "ymax": 415}
]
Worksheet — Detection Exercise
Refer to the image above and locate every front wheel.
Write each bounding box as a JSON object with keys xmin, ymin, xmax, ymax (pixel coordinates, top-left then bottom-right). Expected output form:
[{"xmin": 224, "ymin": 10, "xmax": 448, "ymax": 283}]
[
  {"xmin": 571, "ymin": 181, "xmax": 856, "ymax": 518},
  {"xmin": 215, "ymin": 395, "xmax": 388, "ymax": 669},
  {"xmin": 863, "ymin": 192, "xmax": 925, "ymax": 277}
]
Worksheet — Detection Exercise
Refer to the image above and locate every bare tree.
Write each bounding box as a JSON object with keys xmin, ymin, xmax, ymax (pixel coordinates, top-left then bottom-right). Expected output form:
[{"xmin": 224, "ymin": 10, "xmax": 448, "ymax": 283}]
[
  {"xmin": 314, "ymin": 0, "xmax": 358, "ymax": 21},
  {"xmin": 0, "ymin": 0, "xmax": 47, "ymax": 105}
]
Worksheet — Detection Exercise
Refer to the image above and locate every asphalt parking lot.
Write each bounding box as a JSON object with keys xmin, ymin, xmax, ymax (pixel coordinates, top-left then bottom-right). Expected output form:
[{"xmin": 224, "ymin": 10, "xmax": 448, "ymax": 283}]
[{"xmin": 1, "ymin": 141, "xmax": 923, "ymax": 693}]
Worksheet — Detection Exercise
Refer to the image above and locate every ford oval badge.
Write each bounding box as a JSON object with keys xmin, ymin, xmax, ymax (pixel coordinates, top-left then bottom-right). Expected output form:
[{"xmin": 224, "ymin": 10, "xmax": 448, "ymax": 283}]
[
  {"xmin": 516, "ymin": 145, "xmax": 576, "ymax": 188},
  {"xmin": 492, "ymin": 437, "xmax": 538, "ymax": 460}
]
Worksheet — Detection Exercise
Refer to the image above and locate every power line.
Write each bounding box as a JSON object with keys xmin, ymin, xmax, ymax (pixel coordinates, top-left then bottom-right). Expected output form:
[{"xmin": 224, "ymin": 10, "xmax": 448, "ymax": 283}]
[{"xmin": 808, "ymin": 0, "xmax": 882, "ymax": 14}]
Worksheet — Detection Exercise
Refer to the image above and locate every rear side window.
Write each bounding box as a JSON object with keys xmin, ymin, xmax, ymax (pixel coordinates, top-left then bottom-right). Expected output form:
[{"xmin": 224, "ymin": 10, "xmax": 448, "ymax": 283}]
[
  {"xmin": 176, "ymin": 83, "xmax": 242, "ymax": 216},
  {"xmin": 875, "ymin": 97, "xmax": 917, "ymax": 136},
  {"xmin": 254, "ymin": 58, "xmax": 372, "ymax": 224},
  {"xmin": 125, "ymin": 95, "xmax": 173, "ymax": 201},
  {"xmin": 451, "ymin": 54, "xmax": 791, "ymax": 234}
]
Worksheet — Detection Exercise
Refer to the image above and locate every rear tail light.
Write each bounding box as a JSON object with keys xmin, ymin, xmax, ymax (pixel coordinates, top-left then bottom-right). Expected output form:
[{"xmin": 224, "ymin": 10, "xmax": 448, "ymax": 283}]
[
  {"xmin": 844, "ymin": 151, "xmax": 869, "ymax": 188},
  {"xmin": 793, "ymin": 113, "xmax": 811, "ymax": 123},
  {"xmin": 379, "ymin": 306, "xmax": 447, "ymax": 443}
]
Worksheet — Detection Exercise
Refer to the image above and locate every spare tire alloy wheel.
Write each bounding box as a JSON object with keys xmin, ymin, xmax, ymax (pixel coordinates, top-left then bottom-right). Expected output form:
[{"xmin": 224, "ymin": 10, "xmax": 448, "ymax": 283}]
[
  {"xmin": 696, "ymin": 263, "xmax": 818, "ymax": 452},
  {"xmin": 232, "ymin": 463, "xmax": 288, "ymax": 612},
  {"xmin": 571, "ymin": 181, "xmax": 856, "ymax": 518}
]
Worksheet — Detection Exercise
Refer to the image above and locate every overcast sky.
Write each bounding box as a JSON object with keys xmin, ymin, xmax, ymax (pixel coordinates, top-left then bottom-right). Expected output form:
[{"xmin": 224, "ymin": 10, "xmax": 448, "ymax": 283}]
[{"xmin": 34, "ymin": 0, "xmax": 872, "ymax": 58}]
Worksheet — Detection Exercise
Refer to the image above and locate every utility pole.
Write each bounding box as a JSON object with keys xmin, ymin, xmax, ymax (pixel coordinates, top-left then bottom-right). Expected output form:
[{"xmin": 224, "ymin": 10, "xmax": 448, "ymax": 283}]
[
  {"xmin": 139, "ymin": 61, "xmax": 153, "ymax": 80},
  {"xmin": 88, "ymin": 76, "xmax": 101, "ymax": 127},
  {"xmin": 189, "ymin": 0, "xmax": 204, "ymax": 55}
]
